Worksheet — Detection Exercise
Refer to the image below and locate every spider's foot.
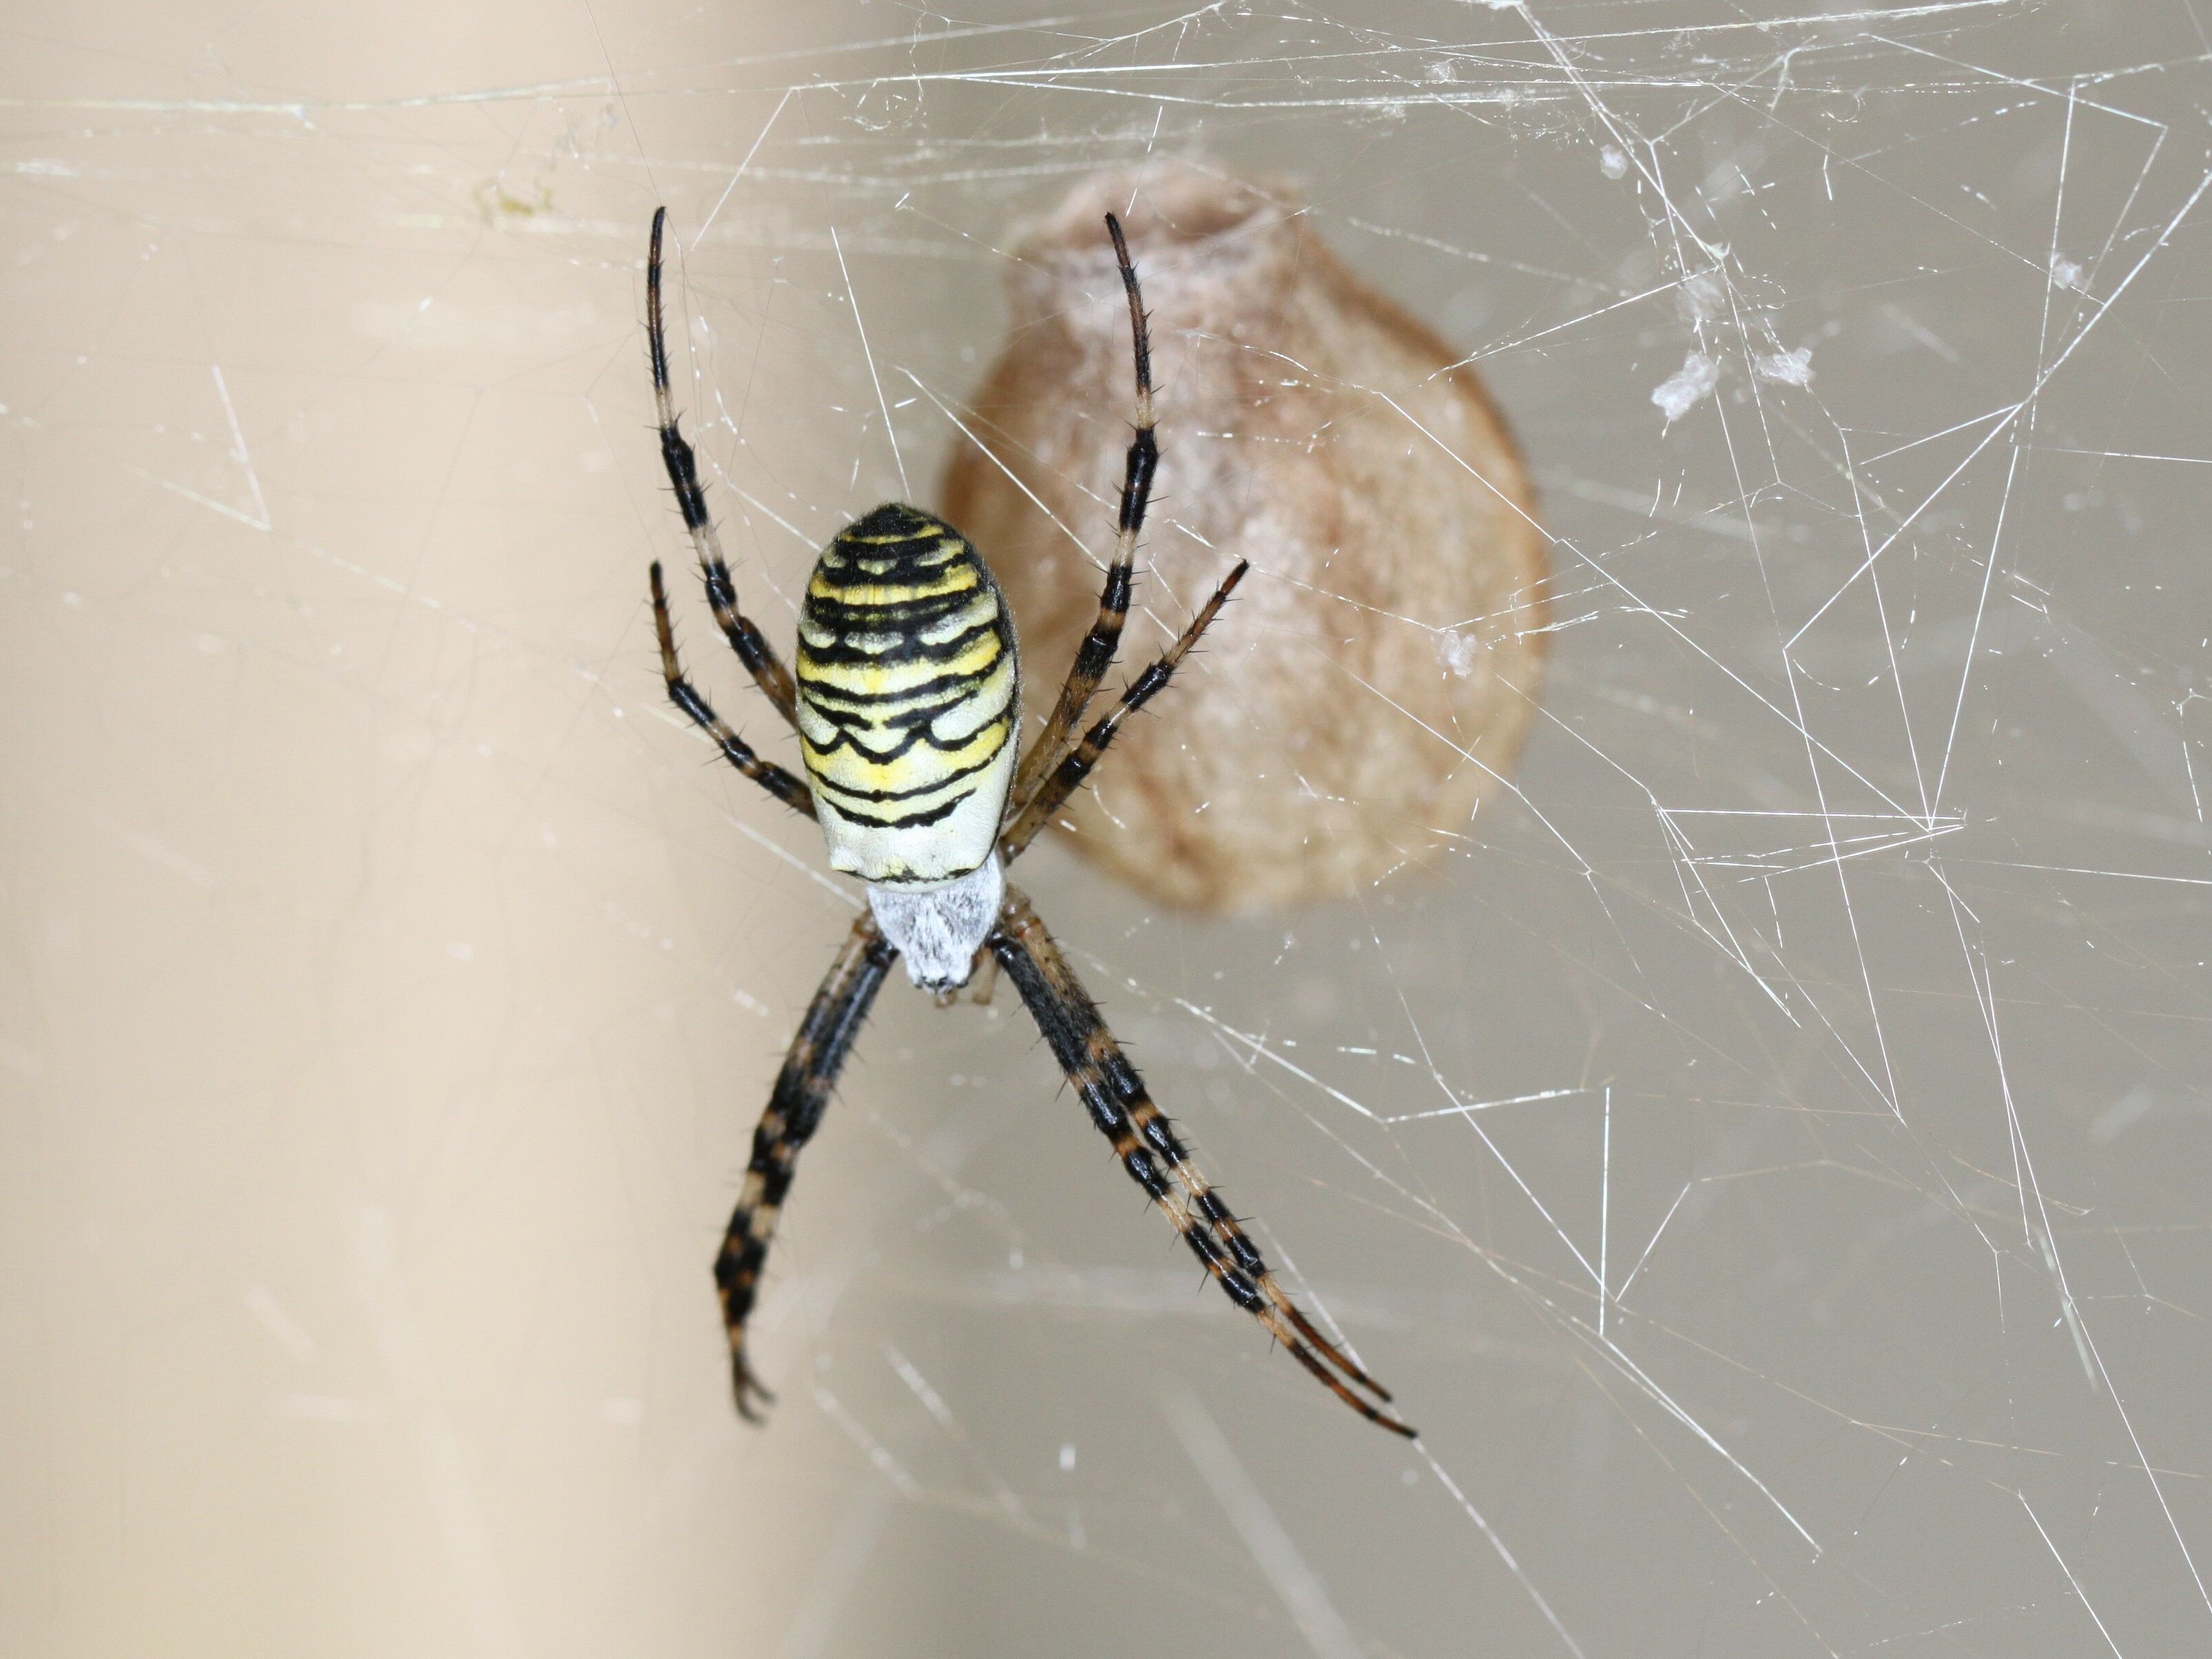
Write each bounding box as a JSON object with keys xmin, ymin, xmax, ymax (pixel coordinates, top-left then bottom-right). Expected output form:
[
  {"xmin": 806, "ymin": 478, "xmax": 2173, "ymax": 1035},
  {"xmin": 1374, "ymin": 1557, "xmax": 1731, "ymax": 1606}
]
[
  {"xmin": 1280, "ymin": 1301, "xmax": 1396, "ymax": 1403},
  {"xmin": 1281, "ymin": 1332, "xmax": 1417, "ymax": 1438},
  {"xmin": 731, "ymin": 1352, "xmax": 777, "ymax": 1423}
]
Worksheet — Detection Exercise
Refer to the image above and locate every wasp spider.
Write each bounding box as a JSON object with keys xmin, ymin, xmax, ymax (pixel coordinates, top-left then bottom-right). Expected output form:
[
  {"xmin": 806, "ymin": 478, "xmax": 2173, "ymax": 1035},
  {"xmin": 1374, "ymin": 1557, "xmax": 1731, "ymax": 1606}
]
[{"xmin": 643, "ymin": 207, "xmax": 1412, "ymax": 1438}]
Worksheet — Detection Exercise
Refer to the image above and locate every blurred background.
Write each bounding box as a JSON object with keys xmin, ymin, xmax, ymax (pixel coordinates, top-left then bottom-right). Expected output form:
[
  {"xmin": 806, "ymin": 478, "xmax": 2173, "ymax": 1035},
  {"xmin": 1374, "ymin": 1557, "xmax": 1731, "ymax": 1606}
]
[{"xmin": 5, "ymin": 1, "xmax": 2211, "ymax": 1654}]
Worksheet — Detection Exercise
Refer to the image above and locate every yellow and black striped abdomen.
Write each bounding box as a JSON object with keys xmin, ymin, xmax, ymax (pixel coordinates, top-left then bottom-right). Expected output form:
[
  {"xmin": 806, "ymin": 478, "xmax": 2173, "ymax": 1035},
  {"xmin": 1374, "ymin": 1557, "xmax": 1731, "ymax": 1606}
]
[{"xmin": 794, "ymin": 504, "xmax": 1021, "ymax": 886}]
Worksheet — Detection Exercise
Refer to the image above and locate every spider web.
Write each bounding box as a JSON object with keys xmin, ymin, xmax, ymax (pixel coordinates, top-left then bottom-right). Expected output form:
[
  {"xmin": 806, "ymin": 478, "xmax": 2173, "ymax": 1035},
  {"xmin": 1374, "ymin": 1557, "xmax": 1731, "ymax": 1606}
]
[{"xmin": 6, "ymin": 1, "xmax": 2211, "ymax": 1655}]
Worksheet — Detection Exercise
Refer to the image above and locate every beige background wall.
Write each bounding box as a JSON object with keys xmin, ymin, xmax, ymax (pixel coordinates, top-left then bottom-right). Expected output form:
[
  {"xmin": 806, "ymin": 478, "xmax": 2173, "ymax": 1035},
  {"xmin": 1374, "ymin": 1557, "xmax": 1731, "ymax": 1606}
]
[{"xmin": 6, "ymin": 2, "xmax": 2211, "ymax": 1655}]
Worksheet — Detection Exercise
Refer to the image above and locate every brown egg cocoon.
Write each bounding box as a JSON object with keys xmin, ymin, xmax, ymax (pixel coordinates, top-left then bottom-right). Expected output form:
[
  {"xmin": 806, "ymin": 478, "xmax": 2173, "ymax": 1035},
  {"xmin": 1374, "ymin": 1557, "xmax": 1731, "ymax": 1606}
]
[{"xmin": 942, "ymin": 163, "xmax": 1547, "ymax": 913}]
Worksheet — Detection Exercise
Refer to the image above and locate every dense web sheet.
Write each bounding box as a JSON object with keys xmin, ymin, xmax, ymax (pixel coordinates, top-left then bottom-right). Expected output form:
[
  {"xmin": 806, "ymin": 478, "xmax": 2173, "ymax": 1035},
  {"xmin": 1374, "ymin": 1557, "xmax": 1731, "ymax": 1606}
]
[{"xmin": 6, "ymin": 1, "xmax": 2212, "ymax": 1655}]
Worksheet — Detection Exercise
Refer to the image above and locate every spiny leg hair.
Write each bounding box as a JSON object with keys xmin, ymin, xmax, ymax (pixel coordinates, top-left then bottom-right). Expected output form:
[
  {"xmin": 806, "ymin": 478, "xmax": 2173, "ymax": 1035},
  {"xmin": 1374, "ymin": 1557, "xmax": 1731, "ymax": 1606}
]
[
  {"xmin": 647, "ymin": 206, "xmax": 800, "ymax": 729},
  {"xmin": 1000, "ymin": 558, "xmax": 1249, "ymax": 862},
  {"xmin": 1011, "ymin": 210, "xmax": 1157, "ymax": 809},
  {"xmin": 715, "ymin": 914, "xmax": 898, "ymax": 1419},
  {"xmin": 991, "ymin": 886, "xmax": 1414, "ymax": 1438},
  {"xmin": 651, "ymin": 562, "xmax": 814, "ymax": 816}
]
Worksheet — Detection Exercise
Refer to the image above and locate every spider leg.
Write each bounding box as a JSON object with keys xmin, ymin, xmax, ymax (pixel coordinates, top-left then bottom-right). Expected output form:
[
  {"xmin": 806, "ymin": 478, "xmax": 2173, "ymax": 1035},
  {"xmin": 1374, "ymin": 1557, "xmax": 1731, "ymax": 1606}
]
[
  {"xmin": 994, "ymin": 884, "xmax": 1392, "ymax": 1401},
  {"xmin": 652, "ymin": 563, "xmax": 814, "ymax": 816},
  {"xmin": 715, "ymin": 913, "xmax": 898, "ymax": 1419},
  {"xmin": 1000, "ymin": 559, "xmax": 1248, "ymax": 863},
  {"xmin": 991, "ymin": 885, "xmax": 1414, "ymax": 1438},
  {"xmin": 646, "ymin": 206, "xmax": 800, "ymax": 730},
  {"xmin": 965, "ymin": 949, "xmax": 1002, "ymax": 1008},
  {"xmin": 1010, "ymin": 212, "xmax": 1156, "ymax": 808}
]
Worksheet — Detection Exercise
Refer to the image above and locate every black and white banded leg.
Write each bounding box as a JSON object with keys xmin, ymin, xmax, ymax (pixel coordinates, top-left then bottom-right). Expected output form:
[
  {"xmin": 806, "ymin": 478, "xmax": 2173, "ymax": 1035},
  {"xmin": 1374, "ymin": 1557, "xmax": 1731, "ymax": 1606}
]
[
  {"xmin": 650, "ymin": 562, "xmax": 813, "ymax": 816},
  {"xmin": 1001, "ymin": 558, "xmax": 1248, "ymax": 861},
  {"xmin": 1009, "ymin": 210, "xmax": 1159, "ymax": 809},
  {"xmin": 647, "ymin": 206, "xmax": 800, "ymax": 730},
  {"xmin": 714, "ymin": 914, "xmax": 898, "ymax": 1418},
  {"xmin": 991, "ymin": 885, "xmax": 1414, "ymax": 1437}
]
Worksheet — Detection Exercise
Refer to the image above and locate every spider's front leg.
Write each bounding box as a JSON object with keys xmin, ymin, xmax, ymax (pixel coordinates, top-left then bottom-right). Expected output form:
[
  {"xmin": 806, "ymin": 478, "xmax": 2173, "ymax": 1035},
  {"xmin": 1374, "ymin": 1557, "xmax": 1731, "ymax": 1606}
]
[
  {"xmin": 645, "ymin": 206, "xmax": 800, "ymax": 731},
  {"xmin": 1000, "ymin": 558, "xmax": 1247, "ymax": 861},
  {"xmin": 714, "ymin": 912, "xmax": 896, "ymax": 1417},
  {"xmin": 1009, "ymin": 210, "xmax": 1157, "ymax": 807},
  {"xmin": 990, "ymin": 885, "xmax": 1414, "ymax": 1437},
  {"xmin": 650, "ymin": 563, "xmax": 814, "ymax": 816}
]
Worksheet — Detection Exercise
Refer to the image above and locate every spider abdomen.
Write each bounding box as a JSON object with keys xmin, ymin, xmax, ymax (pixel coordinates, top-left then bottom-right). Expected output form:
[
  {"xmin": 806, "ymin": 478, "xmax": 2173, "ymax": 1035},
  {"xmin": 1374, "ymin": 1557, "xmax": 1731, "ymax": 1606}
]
[{"xmin": 794, "ymin": 503, "xmax": 1020, "ymax": 886}]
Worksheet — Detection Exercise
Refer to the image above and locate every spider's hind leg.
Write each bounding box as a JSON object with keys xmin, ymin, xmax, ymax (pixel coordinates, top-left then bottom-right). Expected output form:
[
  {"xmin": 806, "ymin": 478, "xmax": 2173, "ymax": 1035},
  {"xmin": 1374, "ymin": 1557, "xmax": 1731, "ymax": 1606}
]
[
  {"xmin": 991, "ymin": 885, "xmax": 1413, "ymax": 1438},
  {"xmin": 1109, "ymin": 1061, "xmax": 1398, "ymax": 1405},
  {"xmin": 714, "ymin": 914, "xmax": 897, "ymax": 1419}
]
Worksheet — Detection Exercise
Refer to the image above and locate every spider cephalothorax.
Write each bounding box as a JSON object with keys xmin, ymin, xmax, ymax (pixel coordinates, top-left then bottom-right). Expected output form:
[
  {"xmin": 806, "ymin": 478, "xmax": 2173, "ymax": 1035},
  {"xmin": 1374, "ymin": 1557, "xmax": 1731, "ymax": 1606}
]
[{"xmin": 643, "ymin": 206, "xmax": 1412, "ymax": 1436}]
